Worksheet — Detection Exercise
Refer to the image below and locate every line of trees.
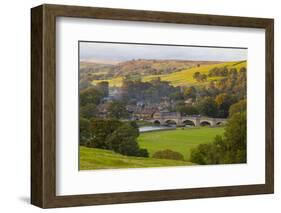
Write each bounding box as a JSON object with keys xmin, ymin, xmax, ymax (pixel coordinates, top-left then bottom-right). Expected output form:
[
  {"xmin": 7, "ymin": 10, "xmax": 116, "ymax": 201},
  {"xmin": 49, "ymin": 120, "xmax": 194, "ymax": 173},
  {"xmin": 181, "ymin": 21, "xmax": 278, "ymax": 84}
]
[
  {"xmin": 79, "ymin": 81, "xmax": 149, "ymax": 157},
  {"xmin": 176, "ymin": 95, "xmax": 243, "ymax": 118},
  {"xmin": 179, "ymin": 67, "xmax": 246, "ymax": 118},
  {"xmin": 190, "ymin": 100, "xmax": 247, "ymax": 164},
  {"xmin": 193, "ymin": 71, "xmax": 208, "ymax": 82},
  {"xmin": 80, "ymin": 118, "xmax": 149, "ymax": 157},
  {"xmin": 122, "ymin": 77, "xmax": 182, "ymax": 104}
]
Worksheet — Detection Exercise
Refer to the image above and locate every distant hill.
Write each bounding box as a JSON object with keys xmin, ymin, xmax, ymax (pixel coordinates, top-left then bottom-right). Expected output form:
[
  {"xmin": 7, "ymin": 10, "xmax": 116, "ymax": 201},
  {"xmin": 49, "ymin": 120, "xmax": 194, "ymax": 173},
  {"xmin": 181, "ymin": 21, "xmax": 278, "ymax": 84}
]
[
  {"xmin": 80, "ymin": 59, "xmax": 247, "ymax": 87},
  {"xmin": 112, "ymin": 59, "xmax": 222, "ymax": 77},
  {"xmin": 80, "ymin": 59, "xmax": 222, "ymax": 79},
  {"xmin": 81, "ymin": 59, "xmax": 121, "ymax": 65}
]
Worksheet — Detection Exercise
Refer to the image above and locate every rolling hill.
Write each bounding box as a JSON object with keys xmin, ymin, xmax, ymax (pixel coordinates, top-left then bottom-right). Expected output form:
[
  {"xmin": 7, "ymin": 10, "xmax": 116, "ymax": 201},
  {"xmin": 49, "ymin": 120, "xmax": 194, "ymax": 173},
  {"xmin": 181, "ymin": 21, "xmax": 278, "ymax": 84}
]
[
  {"xmin": 91, "ymin": 60, "xmax": 247, "ymax": 87},
  {"xmin": 80, "ymin": 146, "xmax": 193, "ymax": 170}
]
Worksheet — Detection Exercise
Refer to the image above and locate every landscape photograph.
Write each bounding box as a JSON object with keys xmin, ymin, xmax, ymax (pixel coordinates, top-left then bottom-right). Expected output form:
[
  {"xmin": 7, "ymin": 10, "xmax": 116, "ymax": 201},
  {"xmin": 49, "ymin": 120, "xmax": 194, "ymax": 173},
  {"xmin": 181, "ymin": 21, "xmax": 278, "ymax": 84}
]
[{"xmin": 79, "ymin": 41, "xmax": 247, "ymax": 170}]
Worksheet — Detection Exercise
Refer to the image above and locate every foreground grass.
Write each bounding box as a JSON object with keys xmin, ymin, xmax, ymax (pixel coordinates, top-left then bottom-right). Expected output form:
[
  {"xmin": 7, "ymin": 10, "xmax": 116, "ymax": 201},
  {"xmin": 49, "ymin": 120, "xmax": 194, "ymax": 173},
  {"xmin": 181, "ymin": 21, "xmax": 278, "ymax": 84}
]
[
  {"xmin": 138, "ymin": 127, "xmax": 224, "ymax": 160},
  {"xmin": 80, "ymin": 146, "xmax": 193, "ymax": 170}
]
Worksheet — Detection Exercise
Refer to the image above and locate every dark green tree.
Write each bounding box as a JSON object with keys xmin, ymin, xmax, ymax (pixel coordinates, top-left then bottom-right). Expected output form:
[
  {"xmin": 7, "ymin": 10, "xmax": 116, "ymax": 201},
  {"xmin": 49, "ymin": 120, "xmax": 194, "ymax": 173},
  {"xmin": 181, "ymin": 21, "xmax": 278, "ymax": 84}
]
[
  {"xmin": 223, "ymin": 111, "xmax": 247, "ymax": 163},
  {"xmin": 107, "ymin": 101, "xmax": 129, "ymax": 119},
  {"xmin": 106, "ymin": 123, "xmax": 148, "ymax": 157},
  {"xmin": 79, "ymin": 117, "xmax": 91, "ymax": 146},
  {"xmin": 193, "ymin": 71, "xmax": 201, "ymax": 80},
  {"xmin": 96, "ymin": 81, "xmax": 109, "ymax": 97},
  {"xmin": 200, "ymin": 74, "xmax": 208, "ymax": 82},
  {"xmin": 229, "ymin": 99, "xmax": 246, "ymax": 117},
  {"xmin": 80, "ymin": 103, "xmax": 98, "ymax": 119},
  {"xmin": 190, "ymin": 111, "xmax": 246, "ymax": 164},
  {"xmin": 196, "ymin": 97, "xmax": 218, "ymax": 117},
  {"xmin": 183, "ymin": 86, "xmax": 197, "ymax": 100},
  {"xmin": 80, "ymin": 87, "xmax": 104, "ymax": 106},
  {"xmin": 88, "ymin": 119, "xmax": 122, "ymax": 149},
  {"xmin": 176, "ymin": 103, "xmax": 199, "ymax": 116},
  {"xmin": 215, "ymin": 93, "xmax": 235, "ymax": 118}
]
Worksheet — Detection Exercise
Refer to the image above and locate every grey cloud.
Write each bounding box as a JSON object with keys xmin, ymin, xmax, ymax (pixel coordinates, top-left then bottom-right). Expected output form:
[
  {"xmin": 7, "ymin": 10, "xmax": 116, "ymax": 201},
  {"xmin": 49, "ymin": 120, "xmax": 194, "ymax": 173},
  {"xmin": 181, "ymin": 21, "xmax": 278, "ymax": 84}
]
[{"xmin": 79, "ymin": 42, "xmax": 247, "ymax": 62}]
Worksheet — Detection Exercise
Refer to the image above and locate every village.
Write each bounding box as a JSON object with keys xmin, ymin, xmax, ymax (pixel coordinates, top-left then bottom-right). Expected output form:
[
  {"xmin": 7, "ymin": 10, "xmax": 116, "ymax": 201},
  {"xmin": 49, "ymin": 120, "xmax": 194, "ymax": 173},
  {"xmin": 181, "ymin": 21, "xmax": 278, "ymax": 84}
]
[{"xmin": 93, "ymin": 81, "xmax": 226, "ymax": 127}]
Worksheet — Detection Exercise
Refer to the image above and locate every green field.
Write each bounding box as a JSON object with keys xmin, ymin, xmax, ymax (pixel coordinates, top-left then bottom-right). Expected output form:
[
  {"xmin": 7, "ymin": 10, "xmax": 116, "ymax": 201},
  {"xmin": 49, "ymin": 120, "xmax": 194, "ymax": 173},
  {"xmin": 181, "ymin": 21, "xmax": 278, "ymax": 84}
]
[
  {"xmin": 138, "ymin": 127, "xmax": 224, "ymax": 160},
  {"xmin": 80, "ymin": 146, "xmax": 193, "ymax": 170},
  {"xmin": 93, "ymin": 61, "xmax": 247, "ymax": 87},
  {"xmin": 80, "ymin": 127, "xmax": 223, "ymax": 170}
]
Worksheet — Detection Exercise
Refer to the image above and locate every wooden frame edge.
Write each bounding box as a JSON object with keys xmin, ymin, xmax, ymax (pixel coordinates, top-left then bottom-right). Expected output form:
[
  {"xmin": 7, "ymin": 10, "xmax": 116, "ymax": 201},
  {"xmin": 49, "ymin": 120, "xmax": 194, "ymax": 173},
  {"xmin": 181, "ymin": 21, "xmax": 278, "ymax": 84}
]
[
  {"xmin": 31, "ymin": 4, "xmax": 274, "ymax": 208},
  {"xmin": 31, "ymin": 5, "xmax": 44, "ymax": 208},
  {"xmin": 265, "ymin": 19, "xmax": 274, "ymax": 194}
]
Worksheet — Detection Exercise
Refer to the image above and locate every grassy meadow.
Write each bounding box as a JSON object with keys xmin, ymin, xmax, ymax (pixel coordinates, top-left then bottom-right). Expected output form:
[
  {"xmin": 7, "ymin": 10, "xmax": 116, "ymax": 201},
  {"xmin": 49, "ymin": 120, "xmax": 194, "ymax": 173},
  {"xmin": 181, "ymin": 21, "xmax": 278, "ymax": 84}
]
[
  {"xmin": 80, "ymin": 146, "xmax": 193, "ymax": 170},
  {"xmin": 80, "ymin": 127, "xmax": 224, "ymax": 170},
  {"xmin": 138, "ymin": 127, "xmax": 224, "ymax": 160}
]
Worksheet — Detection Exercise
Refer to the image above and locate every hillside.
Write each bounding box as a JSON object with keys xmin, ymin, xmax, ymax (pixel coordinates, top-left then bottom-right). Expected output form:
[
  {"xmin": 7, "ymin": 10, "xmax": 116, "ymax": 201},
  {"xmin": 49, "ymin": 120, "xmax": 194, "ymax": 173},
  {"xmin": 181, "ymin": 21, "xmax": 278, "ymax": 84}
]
[
  {"xmin": 80, "ymin": 146, "xmax": 193, "ymax": 170},
  {"xmin": 92, "ymin": 60, "xmax": 247, "ymax": 87},
  {"xmin": 144, "ymin": 60, "xmax": 247, "ymax": 86},
  {"xmin": 80, "ymin": 59, "xmax": 226, "ymax": 84}
]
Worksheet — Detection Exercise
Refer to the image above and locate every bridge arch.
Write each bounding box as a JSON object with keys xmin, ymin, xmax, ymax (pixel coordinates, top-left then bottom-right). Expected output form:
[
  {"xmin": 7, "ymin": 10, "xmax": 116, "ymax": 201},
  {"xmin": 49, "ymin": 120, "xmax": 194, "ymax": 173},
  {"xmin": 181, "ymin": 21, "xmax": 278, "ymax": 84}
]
[
  {"xmin": 200, "ymin": 120, "xmax": 211, "ymax": 126},
  {"xmin": 153, "ymin": 120, "xmax": 161, "ymax": 125},
  {"xmin": 216, "ymin": 121, "xmax": 222, "ymax": 126},
  {"xmin": 164, "ymin": 119, "xmax": 178, "ymax": 126},
  {"xmin": 182, "ymin": 119, "xmax": 196, "ymax": 126}
]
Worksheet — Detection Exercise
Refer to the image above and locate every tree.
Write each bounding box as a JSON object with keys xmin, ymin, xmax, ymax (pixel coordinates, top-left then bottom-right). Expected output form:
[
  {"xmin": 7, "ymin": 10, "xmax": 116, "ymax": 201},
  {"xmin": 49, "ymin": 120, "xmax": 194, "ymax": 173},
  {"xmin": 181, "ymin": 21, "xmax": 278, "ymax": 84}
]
[
  {"xmin": 196, "ymin": 97, "xmax": 218, "ymax": 117},
  {"xmin": 229, "ymin": 99, "xmax": 246, "ymax": 117},
  {"xmin": 96, "ymin": 81, "xmax": 109, "ymax": 97},
  {"xmin": 193, "ymin": 72, "xmax": 201, "ymax": 80},
  {"xmin": 107, "ymin": 101, "xmax": 129, "ymax": 119},
  {"xmin": 79, "ymin": 79, "xmax": 92, "ymax": 90},
  {"xmin": 128, "ymin": 121, "xmax": 140, "ymax": 137},
  {"xmin": 208, "ymin": 67, "xmax": 229, "ymax": 77},
  {"xmin": 106, "ymin": 123, "xmax": 148, "ymax": 157},
  {"xmin": 193, "ymin": 72, "xmax": 207, "ymax": 82},
  {"xmin": 229, "ymin": 68, "xmax": 238, "ymax": 78},
  {"xmin": 169, "ymin": 90, "xmax": 184, "ymax": 101},
  {"xmin": 223, "ymin": 111, "xmax": 247, "ymax": 163},
  {"xmin": 190, "ymin": 141, "xmax": 220, "ymax": 165},
  {"xmin": 80, "ymin": 87, "xmax": 104, "ymax": 106},
  {"xmin": 81, "ymin": 118, "xmax": 148, "ymax": 157},
  {"xmin": 215, "ymin": 93, "xmax": 235, "ymax": 118},
  {"xmin": 221, "ymin": 67, "xmax": 228, "ymax": 76},
  {"xmin": 80, "ymin": 103, "xmax": 98, "ymax": 119},
  {"xmin": 200, "ymin": 74, "xmax": 207, "ymax": 82},
  {"xmin": 176, "ymin": 103, "xmax": 199, "ymax": 116},
  {"xmin": 239, "ymin": 67, "xmax": 247, "ymax": 73},
  {"xmin": 183, "ymin": 86, "xmax": 197, "ymax": 100},
  {"xmin": 205, "ymin": 80, "xmax": 219, "ymax": 97},
  {"xmin": 87, "ymin": 119, "xmax": 122, "ymax": 149},
  {"xmin": 79, "ymin": 117, "xmax": 91, "ymax": 146},
  {"xmin": 121, "ymin": 78, "xmax": 181, "ymax": 104},
  {"xmin": 190, "ymin": 111, "xmax": 246, "ymax": 164}
]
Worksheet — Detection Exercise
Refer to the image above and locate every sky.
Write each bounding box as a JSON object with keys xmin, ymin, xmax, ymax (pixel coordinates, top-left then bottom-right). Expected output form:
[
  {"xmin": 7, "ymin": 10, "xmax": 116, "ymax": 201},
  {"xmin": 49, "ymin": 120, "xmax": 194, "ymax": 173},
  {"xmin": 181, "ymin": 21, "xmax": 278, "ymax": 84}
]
[{"xmin": 79, "ymin": 41, "xmax": 247, "ymax": 63}]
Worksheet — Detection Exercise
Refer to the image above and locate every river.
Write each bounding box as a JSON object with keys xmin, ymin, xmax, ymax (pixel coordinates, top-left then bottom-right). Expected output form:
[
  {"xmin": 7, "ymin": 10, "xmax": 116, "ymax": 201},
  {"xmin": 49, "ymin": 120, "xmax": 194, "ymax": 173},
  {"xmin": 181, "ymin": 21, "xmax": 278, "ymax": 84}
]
[{"xmin": 138, "ymin": 126, "xmax": 176, "ymax": 133}]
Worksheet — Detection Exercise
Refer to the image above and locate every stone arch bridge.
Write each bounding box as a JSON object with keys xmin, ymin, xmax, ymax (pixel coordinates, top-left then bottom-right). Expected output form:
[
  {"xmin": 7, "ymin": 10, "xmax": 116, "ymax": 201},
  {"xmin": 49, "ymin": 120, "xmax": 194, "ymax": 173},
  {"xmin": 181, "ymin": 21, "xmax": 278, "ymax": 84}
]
[{"xmin": 149, "ymin": 112, "xmax": 227, "ymax": 127}]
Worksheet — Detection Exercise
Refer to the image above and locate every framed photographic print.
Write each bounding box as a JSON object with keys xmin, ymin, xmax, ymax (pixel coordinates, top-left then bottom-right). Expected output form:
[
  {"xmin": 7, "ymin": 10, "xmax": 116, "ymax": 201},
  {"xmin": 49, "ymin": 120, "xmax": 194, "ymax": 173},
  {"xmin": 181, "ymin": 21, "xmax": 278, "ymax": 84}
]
[{"xmin": 31, "ymin": 4, "xmax": 274, "ymax": 208}]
